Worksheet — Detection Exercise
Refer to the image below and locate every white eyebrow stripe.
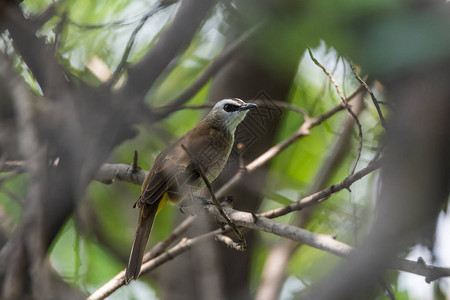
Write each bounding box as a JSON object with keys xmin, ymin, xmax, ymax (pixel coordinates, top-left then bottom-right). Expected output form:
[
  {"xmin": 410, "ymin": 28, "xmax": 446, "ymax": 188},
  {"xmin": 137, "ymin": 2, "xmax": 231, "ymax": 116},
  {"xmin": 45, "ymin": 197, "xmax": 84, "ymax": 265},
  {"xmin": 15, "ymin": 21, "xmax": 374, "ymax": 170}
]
[{"xmin": 230, "ymin": 98, "xmax": 245, "ymax": 106}]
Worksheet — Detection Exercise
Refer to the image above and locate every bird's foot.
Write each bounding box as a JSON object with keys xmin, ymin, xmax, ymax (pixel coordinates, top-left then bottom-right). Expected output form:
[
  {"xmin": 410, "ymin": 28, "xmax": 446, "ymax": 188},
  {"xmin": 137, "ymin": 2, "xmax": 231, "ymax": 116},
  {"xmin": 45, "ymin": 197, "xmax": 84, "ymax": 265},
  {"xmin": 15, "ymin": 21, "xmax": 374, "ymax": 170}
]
[{"xmin": 179, "ymin": 195, "xmax": 211, "ymax": 215}]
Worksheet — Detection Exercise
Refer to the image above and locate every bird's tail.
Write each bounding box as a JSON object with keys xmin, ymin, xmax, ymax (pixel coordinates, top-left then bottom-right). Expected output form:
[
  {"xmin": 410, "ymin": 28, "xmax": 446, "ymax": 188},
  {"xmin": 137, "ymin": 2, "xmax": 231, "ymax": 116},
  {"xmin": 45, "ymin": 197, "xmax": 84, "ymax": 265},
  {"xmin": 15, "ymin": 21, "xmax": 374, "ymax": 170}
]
[{"xmin": 125, "ymin": 203, "xmax": 158, "ymax": 283}]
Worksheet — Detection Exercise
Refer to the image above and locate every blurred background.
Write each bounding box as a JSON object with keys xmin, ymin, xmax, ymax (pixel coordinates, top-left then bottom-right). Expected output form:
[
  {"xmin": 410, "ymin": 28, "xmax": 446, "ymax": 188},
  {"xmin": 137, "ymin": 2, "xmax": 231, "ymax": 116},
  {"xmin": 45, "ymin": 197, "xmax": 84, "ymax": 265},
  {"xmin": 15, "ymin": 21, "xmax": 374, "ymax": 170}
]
[{"xmin": 0, "ymin": 0, "xmax": 449, "ymax": 299}]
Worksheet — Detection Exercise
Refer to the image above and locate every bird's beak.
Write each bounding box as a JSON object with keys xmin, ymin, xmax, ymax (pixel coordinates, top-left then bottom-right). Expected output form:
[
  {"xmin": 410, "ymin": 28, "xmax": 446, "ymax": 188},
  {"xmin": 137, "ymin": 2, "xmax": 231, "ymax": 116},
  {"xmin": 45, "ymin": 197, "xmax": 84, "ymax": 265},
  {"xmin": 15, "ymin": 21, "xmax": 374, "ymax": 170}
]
[{"xmin": 239, "ymin": 103, "xmax": 258, "ymax": 111}]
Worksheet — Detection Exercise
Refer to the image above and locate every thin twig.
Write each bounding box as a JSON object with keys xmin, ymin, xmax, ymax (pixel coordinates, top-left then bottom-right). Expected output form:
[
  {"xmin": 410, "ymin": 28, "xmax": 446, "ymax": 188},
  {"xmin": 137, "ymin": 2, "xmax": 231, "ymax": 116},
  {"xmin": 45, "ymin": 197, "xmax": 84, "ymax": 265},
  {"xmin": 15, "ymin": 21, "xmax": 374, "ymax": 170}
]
[
  {"xmin": 308, "ymin": 48, "xmax": 363, "ymax": 175},
  {"xmin": 132, "ymin": 150, "xmax": 139, "ymax": 170},
  {"xmin": 106, "ymin": 0, "xmax": 179, "ymax": 87},
  {"xmin": 214, "ymin": 233, "xmax": 245, "ymax": 251},
  {"xmin": 142, "ymin": 215, "xmax": 194, "ymax": 262},
  {"xmin": 378, "ymin": 277, "xmax": 396, "ymax": 300},
  {"xmin": 67, "ymin": 0, "xmax": 178, "ymax": 30},
  {"xmin": 349, "ymin": 61, "xmax": 387, "ymax": 129},
  {"xmin": 261, "ymin": 160, "xmax": 382, "ymax": 220},
  {"xmin": 107, "ymin": 1, "xmax": 167, "ymax": 87},
  {"xmin": 54, "ymin": 11, "xmax": 67, "ymax": 52},
  {"xmin": 88, "ymin": 224, "xmax": 219, "ymax": 300},
  {"xmin": 154, "ymin": 23, "xmax": 261, "ymax": 112},
  {"xmin": 0, "ymin": 161, "xmax": 25, "ymax": 173},
  {"xmin": 377, "ymin": 101, "xmax": 394, "ymax": 111},
  {"xmin": 33, "ymin": 3, "xmax": 57, "ymax": 27},
  {"xmin": 369, "ymin": 143, "xmax": 385, "ymax": 165},
  {"xmin": 0, "ymin": 186, "xmax": 24, "ymax": 205},
  {"xmin": 180, "ymin": 144, "xmax": 246, "ymax": 250}
]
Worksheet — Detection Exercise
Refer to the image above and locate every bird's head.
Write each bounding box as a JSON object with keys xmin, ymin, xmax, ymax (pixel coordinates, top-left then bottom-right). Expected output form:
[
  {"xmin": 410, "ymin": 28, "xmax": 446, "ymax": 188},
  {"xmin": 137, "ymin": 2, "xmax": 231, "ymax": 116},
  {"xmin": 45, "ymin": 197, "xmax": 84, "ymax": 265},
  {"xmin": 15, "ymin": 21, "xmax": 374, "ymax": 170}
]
[{"xmin": 206, "ymin": 98, "xmax": 257, "ymax": 133}]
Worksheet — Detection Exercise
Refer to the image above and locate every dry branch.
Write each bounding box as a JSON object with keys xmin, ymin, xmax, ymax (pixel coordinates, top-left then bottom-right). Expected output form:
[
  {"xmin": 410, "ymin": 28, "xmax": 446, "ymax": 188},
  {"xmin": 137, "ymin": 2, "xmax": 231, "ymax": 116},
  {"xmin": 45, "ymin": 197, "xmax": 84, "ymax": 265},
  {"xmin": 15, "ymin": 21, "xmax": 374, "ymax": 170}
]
[
  {"xmin": 308, "ymin": 49, "xmax": 364, "ymax": 175},
  {"xmin": 88, "ymin": 158, "xmax": 380, "ymax": 299},
  {"xmin": 3, "ymin": 4, "xmax": 70, "ymax": 97},
  {"xmin": 120, "ymin": 0, "xmax": 216, "ymax": 101},
  {"xmin": 349, "ymin": 61, "xmax": 387, "ymax": 128},
  {"xmin": 205, "ymin": 205, "xmax": 450, "ymax": 283},
  {"xmin": 107, "ymin": 0, "xmax": 175, "ymax": 86},
  {"xmin": 156, "ymin": 24, "xmax": 261, "ymax": 112},
  {"xmin": 95, "ymin": 163, "xmax": 147, "ymax": 185}
]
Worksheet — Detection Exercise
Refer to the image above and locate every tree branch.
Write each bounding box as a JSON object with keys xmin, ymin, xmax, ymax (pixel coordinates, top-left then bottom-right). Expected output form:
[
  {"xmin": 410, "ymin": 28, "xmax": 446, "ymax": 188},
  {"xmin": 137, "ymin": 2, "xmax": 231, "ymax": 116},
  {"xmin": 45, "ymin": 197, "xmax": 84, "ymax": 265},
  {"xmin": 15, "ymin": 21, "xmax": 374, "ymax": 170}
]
[
  {"xmin": 155, "ymin": 24, "xmax": 261, "ymax": 112},
  {"xmin": 0, "ymin": 161, "xmax": 148, "ymax": 185},
  {"xmin": 204, "ymin": 205, "xmax": 450, "ymax": 282},
  {"xmin": 261, "ymin": 160, "xmax": 381, "ymax": 219},
  {"xmin": 0, "ymin": 54, "xmax": 53, "ymax": 298},
  {"xmin": 349, "ymin": 61, "xmax": 387, "ymax": 129},
  {"xmin": 107, "ymin": 0, "xmax": 177, "ymax": 87},
  {"xmin": 87, "ymin": 216, "xmax": 194, "ymax": 300},
  {"xmin": 66, "ymin": 0, "xmax": 178, "ymax": 30},
  {"xmin": 88, "ymin": 157, "xmax": 381, "ymax": 299},
  {"xmin": 89, "ymin": 185, "xmax": 450, "ymax": 300},
  {"xmin": 119, "ymin": 0, "xmax": 216, "ymax": 101},
  {"xmin": 2, "ymin": 4, "xmax": 70, "ymax": 97},
  {"xmin": 95, "ymin": 163, "xmax": 147, "ymax": 185},
  {"xmin": 308, "ymin": 49, "xmax": 364, "ymax": 175}
]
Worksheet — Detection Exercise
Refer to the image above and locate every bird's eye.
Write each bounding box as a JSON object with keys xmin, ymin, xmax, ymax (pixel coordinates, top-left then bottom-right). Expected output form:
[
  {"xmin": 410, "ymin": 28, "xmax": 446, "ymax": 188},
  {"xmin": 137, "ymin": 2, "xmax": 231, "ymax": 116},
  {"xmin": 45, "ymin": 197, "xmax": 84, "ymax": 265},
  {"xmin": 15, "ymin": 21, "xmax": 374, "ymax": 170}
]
[{"xmin": 223, "ymin": 104, "xmax": 239, "ymax": 112}]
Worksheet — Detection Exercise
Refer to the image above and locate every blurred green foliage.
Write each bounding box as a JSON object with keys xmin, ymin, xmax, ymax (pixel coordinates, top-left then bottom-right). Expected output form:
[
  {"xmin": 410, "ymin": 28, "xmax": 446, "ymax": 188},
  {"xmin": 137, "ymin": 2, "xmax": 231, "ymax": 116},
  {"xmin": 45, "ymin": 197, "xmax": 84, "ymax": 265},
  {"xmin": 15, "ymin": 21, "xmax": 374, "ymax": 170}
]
[{"xmin": 3, "ymin": 0, "xmax": 446, "ymax": 299}]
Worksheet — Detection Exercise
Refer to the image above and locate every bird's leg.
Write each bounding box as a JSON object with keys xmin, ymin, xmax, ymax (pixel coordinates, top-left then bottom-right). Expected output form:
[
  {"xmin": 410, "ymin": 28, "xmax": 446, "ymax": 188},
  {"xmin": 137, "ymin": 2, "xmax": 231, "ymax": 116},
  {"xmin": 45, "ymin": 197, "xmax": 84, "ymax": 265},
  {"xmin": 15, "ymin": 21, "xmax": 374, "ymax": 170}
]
[
  {"xmin": 178, "ymin": 194, "xmax": 212, "ymax": 216},
  {"xmin": 178, "ymin": 194, "xmax": 231, "ymax": 229},
  {"xmin": 221, "ymin": 195, "xmax": 234, "ymax": 207},
  {"xmin": 196, "ymin": 195, "xmax": 214, "ymax": 206}
]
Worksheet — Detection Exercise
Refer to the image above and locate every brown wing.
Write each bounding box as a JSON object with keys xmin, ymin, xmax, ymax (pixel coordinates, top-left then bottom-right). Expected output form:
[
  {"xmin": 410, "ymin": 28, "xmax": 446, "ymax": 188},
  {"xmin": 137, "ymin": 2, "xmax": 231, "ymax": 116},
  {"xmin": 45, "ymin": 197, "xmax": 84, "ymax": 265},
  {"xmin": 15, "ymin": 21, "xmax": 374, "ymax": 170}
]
[
  {"xmin": 135, "ymin": 123, "xmax": 232, "ymax": 208},
  {"xmin": 134, "ymin": 153, "xmax": 187, "ymax": 208}
]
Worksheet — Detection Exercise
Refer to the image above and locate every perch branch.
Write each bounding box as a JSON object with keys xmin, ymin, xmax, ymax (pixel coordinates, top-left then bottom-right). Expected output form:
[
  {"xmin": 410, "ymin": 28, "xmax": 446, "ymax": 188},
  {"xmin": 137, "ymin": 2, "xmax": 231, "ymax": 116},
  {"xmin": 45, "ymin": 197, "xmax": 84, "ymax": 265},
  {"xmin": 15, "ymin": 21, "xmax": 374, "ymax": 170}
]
[
  {"xmin": 88, "ymin": 156, "xmax": 380, "ymax": 299},
  {"xmin": 89, "ymin": 183, "xmax": 450, "ymax": 300},
  {"xmin": 204, "ymin": 205, "xmax": 450, "ymax": 283}
]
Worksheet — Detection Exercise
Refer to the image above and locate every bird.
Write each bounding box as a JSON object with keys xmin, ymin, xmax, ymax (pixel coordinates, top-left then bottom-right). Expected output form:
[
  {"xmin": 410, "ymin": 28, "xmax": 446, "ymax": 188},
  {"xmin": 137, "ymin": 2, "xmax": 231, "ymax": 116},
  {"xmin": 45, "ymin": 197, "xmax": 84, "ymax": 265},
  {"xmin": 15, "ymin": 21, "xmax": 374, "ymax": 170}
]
[{"xmin": 125, "ymin": 98, "xmax": 257, "ymax": 283}]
